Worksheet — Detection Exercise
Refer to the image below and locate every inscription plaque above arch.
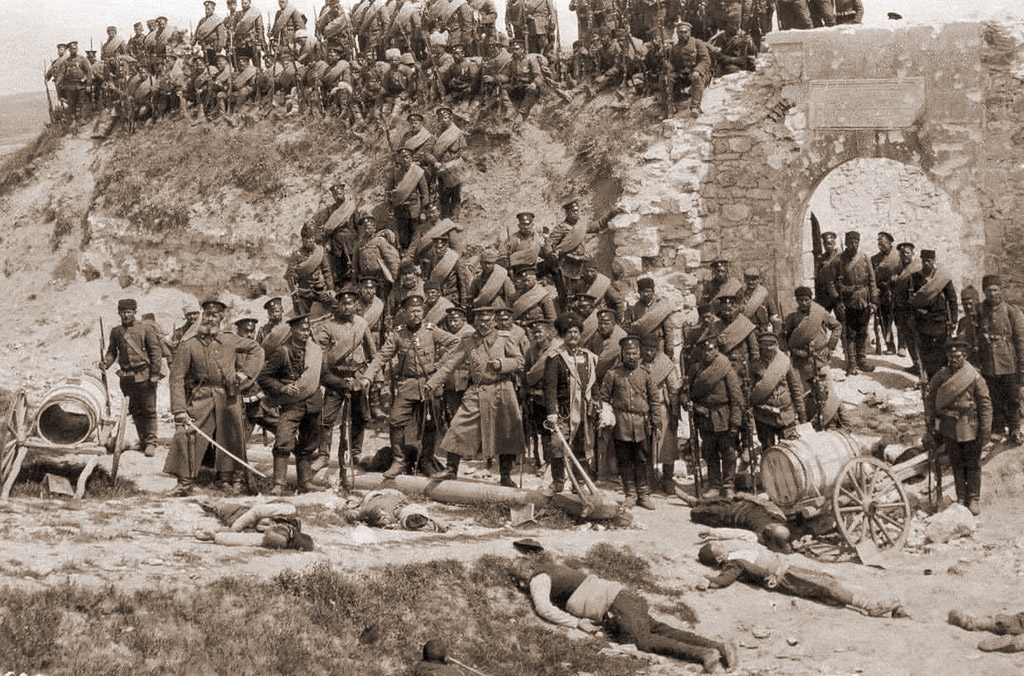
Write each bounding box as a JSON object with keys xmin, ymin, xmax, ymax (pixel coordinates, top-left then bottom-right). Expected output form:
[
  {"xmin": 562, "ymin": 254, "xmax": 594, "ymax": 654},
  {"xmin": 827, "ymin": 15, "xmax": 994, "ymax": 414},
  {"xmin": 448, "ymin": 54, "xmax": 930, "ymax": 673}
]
[{"xmin": 807, "ymin": 78, "xmax": 926, "ymax": 130}]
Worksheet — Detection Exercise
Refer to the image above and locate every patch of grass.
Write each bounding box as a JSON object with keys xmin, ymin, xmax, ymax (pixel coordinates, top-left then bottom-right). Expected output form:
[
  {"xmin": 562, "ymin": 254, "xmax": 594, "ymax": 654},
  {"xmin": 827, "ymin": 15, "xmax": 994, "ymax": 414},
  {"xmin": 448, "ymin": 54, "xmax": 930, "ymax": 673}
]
[
  {"xmin": 565, "ymin": 543, "xmax": 665, "ymax": 593},
  {"xmin": 0, "ymin": 558, "xmax": 648, "ymax": 676},
  {"xmin": 0, "ymin": 125, "xmax": 64, "ymax": 197},
  {"xmin": 7, "ymin": 459, "xmax": 142, "ymax": 500}
]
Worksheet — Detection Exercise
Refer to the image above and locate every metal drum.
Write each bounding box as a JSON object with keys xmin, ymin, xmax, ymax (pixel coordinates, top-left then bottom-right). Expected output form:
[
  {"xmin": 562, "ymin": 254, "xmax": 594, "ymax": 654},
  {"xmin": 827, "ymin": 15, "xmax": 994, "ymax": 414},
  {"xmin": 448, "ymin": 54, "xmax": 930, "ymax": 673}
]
[
  {"xmin": 34, "ymin": 374, "xmax": 107, "ymax": 446},
  {"xmin": 760, "ymin": 430, "xmax": 864, "ymax": 510}
]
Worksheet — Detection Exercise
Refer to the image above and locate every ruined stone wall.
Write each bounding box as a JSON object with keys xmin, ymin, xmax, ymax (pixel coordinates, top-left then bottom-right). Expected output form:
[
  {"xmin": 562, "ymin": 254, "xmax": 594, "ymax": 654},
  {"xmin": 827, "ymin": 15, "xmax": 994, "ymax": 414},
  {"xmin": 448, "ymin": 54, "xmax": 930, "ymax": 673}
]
[{"xmin": 609, "ymin": 21, "xmax": 1024, "ymax": 313}]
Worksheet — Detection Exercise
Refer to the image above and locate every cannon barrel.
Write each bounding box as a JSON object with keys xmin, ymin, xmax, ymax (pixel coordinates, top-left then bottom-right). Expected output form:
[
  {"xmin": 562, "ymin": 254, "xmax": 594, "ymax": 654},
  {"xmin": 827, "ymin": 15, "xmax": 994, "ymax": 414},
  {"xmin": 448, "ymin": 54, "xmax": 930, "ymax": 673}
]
[{"xmin": 34, "ymin": 374, "xmax": 108, "ymax": 446}]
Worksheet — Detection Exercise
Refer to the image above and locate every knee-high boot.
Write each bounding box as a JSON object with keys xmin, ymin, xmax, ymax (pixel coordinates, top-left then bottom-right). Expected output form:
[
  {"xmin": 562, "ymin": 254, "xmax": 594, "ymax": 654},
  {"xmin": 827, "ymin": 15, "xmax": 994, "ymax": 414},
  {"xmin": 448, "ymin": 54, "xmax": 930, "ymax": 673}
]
[{"xmin": 499, "ymin": 454, "xmax": 516, "ymax": 488}]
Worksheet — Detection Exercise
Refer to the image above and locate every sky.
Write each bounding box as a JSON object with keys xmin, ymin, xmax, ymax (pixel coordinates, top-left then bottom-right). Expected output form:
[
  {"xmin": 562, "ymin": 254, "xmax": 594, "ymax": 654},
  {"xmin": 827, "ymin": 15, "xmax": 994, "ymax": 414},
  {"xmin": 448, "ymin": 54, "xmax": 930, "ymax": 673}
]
[{"xmin": 3, "ymin": 0, "xmax": 1023, "ymax": 96}]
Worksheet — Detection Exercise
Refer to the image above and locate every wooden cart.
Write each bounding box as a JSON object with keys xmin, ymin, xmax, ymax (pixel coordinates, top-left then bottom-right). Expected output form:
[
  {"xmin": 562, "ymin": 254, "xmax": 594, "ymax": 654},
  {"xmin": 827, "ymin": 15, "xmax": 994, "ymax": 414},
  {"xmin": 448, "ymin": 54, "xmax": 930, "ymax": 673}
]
[
  {"xmin": 0, "ymin": 374, "xmax": 128, "ymax": 500},
  {"xmin": 761, "ymin": 429, "xmax": 915, "ymax": 551}
]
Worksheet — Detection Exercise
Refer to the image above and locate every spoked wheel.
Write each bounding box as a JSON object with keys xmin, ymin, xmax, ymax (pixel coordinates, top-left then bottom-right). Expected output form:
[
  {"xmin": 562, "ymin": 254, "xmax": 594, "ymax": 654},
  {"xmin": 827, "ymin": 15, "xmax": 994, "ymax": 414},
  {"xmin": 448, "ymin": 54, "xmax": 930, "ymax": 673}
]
[
  {"xmin": 833, "ymin": 457, "xmax": 913, "ymax": 551},
  {"xmin": 1, "ymin": 391, "xmax": 29, "ymax": 499},
  {"xmin": 108, "ymin": 401, "xmax": 128, "ymax": 483}
]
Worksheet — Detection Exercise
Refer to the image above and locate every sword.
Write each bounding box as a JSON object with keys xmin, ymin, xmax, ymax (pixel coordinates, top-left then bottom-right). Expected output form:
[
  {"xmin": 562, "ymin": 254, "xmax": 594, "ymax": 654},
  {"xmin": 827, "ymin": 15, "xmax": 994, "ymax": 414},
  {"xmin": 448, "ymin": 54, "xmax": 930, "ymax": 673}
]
[{"xmin": 185, "ymin": 419, "xmax": 268, "ymax": 478}]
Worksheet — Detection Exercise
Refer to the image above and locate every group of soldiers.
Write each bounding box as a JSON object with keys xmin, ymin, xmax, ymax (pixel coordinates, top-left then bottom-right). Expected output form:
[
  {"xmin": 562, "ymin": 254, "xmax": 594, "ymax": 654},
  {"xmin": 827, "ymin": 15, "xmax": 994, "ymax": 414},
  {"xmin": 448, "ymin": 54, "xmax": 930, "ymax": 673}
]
[
  {"xmin": 44, "ymin": 0, "xmax": 876, "ymax": 131},
  {"xmin": 813, "ymin": 228, "xmax": 1024, "ymax": 514}
]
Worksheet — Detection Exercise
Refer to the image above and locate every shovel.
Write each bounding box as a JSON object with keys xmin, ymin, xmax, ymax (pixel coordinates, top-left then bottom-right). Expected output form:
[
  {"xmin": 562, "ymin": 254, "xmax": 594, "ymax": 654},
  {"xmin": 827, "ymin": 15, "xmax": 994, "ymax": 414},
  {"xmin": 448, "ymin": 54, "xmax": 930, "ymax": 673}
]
[{"xmin": 546, "ymin": 421, "xmax": 620, "ymax": 520}]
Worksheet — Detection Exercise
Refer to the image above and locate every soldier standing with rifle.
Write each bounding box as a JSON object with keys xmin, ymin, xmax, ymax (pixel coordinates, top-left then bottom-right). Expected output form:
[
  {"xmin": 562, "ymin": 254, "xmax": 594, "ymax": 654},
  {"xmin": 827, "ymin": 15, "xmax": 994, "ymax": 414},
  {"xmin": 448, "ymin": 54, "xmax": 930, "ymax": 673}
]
[
  {"xmin": 826, "ymin": 231, "xmax": 876, "ymax": 376},
  {"xmin": 907, "ymin": 249, "xmax": 957, "ymax": 380},
  {"xmin": 686, "ymin": 335, "xmax": 743, "ymax": 499},
  {"xmin": 977, "ymin": 274, "xmax": 1024, "ymax": 446}
]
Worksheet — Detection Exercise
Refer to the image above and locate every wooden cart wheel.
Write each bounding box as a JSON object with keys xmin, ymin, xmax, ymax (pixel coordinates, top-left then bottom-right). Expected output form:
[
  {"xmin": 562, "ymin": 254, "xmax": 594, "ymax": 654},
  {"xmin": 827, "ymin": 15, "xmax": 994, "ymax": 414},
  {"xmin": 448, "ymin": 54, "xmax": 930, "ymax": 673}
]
[
  {"xmin": 108, "ymin": 400, "xmax": 128, "ymax": 484},
  {"xmin": 1, "ymin": 391, "xmax": 29, "ymax": 499},
  {"xmin": 833, "ymin": 457, "xmax": 913, "ymax": 551}
]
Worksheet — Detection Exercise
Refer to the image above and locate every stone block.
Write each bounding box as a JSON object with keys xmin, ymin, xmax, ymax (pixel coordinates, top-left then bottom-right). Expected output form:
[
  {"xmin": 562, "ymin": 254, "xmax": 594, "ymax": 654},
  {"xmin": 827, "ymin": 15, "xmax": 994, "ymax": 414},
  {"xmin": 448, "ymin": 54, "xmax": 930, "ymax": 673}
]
[
  {"xmin": 721, "ymin": 203, "xmax": 751, "ymax": 222},
  {"xmin": 613, "ymin": 255, "xmax": 644, "ymax": 278},
  {"xmin": 677, "ymin": 246, "xmax": 702, "ymax": 269},
  {"xmin": 608, "ymin": 212, "xmax": 640, "ymax": 230},
  {"xmin": 614, "ymin": 225, "xmax": 661, "ymax": 257},
  {"xmin": 728, "ymin": 137, "xmax": 755, "ymax": 153}
]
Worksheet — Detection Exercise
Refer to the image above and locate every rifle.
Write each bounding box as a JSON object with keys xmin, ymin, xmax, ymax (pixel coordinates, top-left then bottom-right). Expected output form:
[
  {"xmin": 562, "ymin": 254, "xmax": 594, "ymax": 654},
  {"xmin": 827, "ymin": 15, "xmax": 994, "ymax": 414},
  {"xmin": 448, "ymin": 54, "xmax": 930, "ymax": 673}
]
[
  {"xmin": 810, "ymin": 211, "xmax": 823, "ymax": 267},
  {"xmin": 43, "ymin": 61, "xmax": 55, "ymax": 122},
  {"xmin": 688, "ymin": 401, "xmax": 702, "ymax": 498},
  {"xmin": 873, "ymin": 304, "xmax": 883, "ymax": 355},
  {"xmin": 912, "ymin": 317, "xmax": 941, "ymax": 508},
  {"xmin": 99, "ymin": 318, "xmax": 112, "ymax": 417}
]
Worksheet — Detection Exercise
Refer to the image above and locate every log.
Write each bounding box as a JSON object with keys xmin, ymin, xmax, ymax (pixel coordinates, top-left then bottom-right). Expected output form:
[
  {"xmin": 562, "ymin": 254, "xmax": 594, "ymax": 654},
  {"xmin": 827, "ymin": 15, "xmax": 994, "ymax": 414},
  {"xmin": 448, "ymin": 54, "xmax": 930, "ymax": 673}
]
[{"xmin": 352, "ymin": 473, "xmax": 551, "ymax": 507}]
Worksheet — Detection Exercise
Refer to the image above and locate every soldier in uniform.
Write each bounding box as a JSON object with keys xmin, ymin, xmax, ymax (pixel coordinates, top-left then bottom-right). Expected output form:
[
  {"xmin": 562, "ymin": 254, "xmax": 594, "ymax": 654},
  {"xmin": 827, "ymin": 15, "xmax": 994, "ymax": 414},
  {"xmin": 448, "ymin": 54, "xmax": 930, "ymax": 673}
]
[
  {"xmin": 128, "ymin": 23, "xmax": 147, "ymax": 61},
  {"xmin": 467, "ymin": 250, "xmax": 517, "ymax": 308},
  {"xmin": 501, "ymin": 211, "xmax": 547, "ymax": 264},
  {"xmin": 314, "ymin": 182, "xmax": 357, "ymax": 285},
  {"xmin": 748, "ymin": 331, "xmax": 806, "ymax": 451},
  {"xmin": 739, "ymin": 267, "xmax": 780, "ymax": 333},
  {"xmin": 193, "ymin": 0, "xmax": 228, "ymax": 66},
  {"xmin": 871, "ymin": 231, "xmax": 901, "ymax": 354},
  {"xmin": 387, "ymin": 147, "xmax": 430, "ymax": 250},
  {"xmin": 924, "ymin": 339, "xmax": 992, "ymax": 515},
  {"xmin": 686, "ymin": 335, "xmax": 743, "ymax": 499},
  {"xmin": 667, "ymin": 22, "xmax": 711, "ymax": 117},
  {"xmin": 362, "ymin": 290, "xmax": 459, "ymax": 477},
  {"xmin": 834, "ymin": 0, "xmax": 865, "ymax": 24},
  {"xmin": 826, "ymin": 231, "xmax": 877, "ymax": 375},
  {"xmin": 624, "ymin": 277, "xmax": 676, "ymax": 357},
  {"xmin": 286, "ymin": 223, "xmax": 336, "ymax": 317},
  {"xmin": 907, "ymin": 249, "xmax": 957, "ymax": 380},
  {"xmin": 258, "ymin": 311, "xmax": 325, "ymax": 495},
  {"xmin": 977, "ymin": 274, "xmax": 1024, "ymax": 445},
  {"xmin": 99, "ymin": 299, "xmax": 164, "ymax": 457},
  {"xmin": 270, "ymin": 0, "xmax": 306, "ymax": 53},
  {"xmin": 892, "ymin": 241, "xmax": 922, "ymax": 363},
  {"xmin": 420, "ymin": 220, "xmax": 469, "ymax": 306},
  {"xmin": 599, "ymin": 334, "xmax": 663, "ymax": 508},
  {"xmin": 505, "ymin": 0, "xmax": 558, "ymax": 55},
  {"xmin": 814, "ymin": 230, "xmax": 840, "ymax": 314},
  {"xmin": 60, "ymin": 41, "xmax": 94, "ymax": 123},
  {"xmin": 507, "ymin": 40, "xmax": 546, "ymax": 118},
  {"xmin": 314, "ymin": 284, "xmax": 377, "ymax": 490},
  {"xmin": 780, "ymin": 286, "xmax": 844, "ymax": 429},
  {"xmin": 256, "ymin": 297, "xmax": 287, "ymax": 348},
  {"xmin": 586, "ymin": 307, "xmax": 628, "ymax": 382},
  {"xmin": 166, "ymin": 298, "xmax": 264, "ymax": 495},
  {"xmin": 776, "ymin": 0, "xmax": 813, "ymax": 29},
  {"xmin": 640, "ymin": 333, "xmax": 682, "ymax": 495},
  {"xmin": 428, "ymin": 304, "xmax": 527, "ymax": 486},
  {"xmin": 440, "ymin": 304, "xmax": 476, "ymax": 420},
  {"xmin": 354, "ymin": 213, "xmax": 401, "ymax": 303},
  {"xmin": 709, "ymin": 25, "xmax": 756, "ymax": 76},
  {"xmin": 542, "ymin": 314, "xmax": 599, "ymax": 491},
  {"xmin": 431, "ymin": 106, "xmax": 469, "ymax": 219},
  {"xmin": 524, "ymin": 317, "xmax": 561, "ymax": 480},
  {"xmin": 511, "ymin": 258, "xmax": 558, "ymax": 324},
  {"xmin": 699, "ymin": 258, "xmax": 734, "ymax": 311},
  {"xmin": 956, "ymin": 286, "xmax": 983, "ymax": 369},
  {"xmin": 234, "ymin": 0, "xmax": 268, "ymax": 65}
]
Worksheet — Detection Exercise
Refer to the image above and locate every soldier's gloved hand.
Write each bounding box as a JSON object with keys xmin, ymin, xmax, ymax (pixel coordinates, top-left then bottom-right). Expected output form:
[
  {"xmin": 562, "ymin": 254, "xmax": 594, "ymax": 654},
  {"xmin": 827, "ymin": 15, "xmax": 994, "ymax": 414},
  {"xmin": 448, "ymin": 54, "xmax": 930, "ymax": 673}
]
[
  {"xmin": 97, "ymin": 360, "xmax": 108, "ymax": 371},
  {"xmin": 544, "ymin": 414, "xmax": 559, "ymax": 431},
  {"xmin": 173, "ymin": 412, "xmax": 191, "ymax": 426},
  {"xmin": 149, "ymin": 373, "xmax": 162, "ymax": 383},
  {"xmin": 422, "ymin": 383, "xmax": 434, "ymax": 399}
]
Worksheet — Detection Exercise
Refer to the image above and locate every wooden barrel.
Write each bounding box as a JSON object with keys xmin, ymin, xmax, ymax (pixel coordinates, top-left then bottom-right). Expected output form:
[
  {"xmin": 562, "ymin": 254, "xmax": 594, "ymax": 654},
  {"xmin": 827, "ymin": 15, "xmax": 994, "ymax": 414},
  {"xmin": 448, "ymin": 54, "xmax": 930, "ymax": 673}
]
[
  {"xmin": 761, "ymin": 430, "xmax": 864, "ymax": 510},
  {"xmin": 34, "ymin": 374, "xmax": 107, "ymax": 446}
]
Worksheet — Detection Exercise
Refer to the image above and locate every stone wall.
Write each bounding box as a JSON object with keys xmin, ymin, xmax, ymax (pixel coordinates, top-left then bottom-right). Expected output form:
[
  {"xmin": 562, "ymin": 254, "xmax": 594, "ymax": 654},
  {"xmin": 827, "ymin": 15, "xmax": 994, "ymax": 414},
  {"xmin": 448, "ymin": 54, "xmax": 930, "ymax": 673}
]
[{"xmin": 609, "ymin": 21, "xmax": 1024, "ymax": 313}]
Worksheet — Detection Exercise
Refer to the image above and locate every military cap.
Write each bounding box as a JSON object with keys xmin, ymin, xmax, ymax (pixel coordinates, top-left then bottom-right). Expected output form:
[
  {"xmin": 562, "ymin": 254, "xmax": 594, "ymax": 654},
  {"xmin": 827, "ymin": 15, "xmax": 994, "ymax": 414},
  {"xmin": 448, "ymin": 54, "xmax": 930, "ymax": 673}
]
[
  {"xmin": 887, "ymin": 11, "xmax": 903, "ymax": 20},
  {"xmin": 201, "ymin": 296, "xmax": 228, "ymax": 312},
  {"xmin": 117, "ymin": 298, "xmax": 138, "ymax": 311},
  {"xmin": 573, "ymin": 292, "xmax": 597, "ymax": 302},
  {"xmin": 676, "ymin": 20, "xmax": 693, "ymax": 29},
  {"xmin": 203, "ymin": 0, "xmax": 216, "ymax": 6},
  {"xmin": 961, "ymin": 285, "xmax": 980, "ymax": 301},
  {"xmin": 395, "ymin": 147, "xmax": 413, "ymax": 156},
  {"xmin": 743, "ymin": 266, "xmax": 761, "ymax": 279},
  {"xmin": 794, "ymin": 286, "xmax": 813, "ymax": 299},
  {"xmin": 357, "ymin": 209, "xmax": 376, "ymax": 223},
  {"xmin": 86, "ymin": 49, "xmax": 97, "ymax": 55},
  {"xmin": 821, "ymin": 231, "xmax": 837, "ymax": 242},
  {"xmin": 423, "ymin": 218, "xmax": 458, "ymax": 241},
  {"xmin": 107, "ymin": 26, "xmax": 117, "ymax": 32},
  {"xmin": 896, "ymin": 241, "xmax": 915, "ymax": 252},
  {"xmin": 134, "ymin": 21, "xmax": 143, "ymax": 28},
  {"xmin": 337, "ymin": 283, "xmax": 360, "ymax": 298},
  {"xmin": 511, "ymin": 38, "xmax": 527, "ymax": 49},
  {"xmin": 407, "ymin": 111, "xmax": 424, "ymax": 122},
  {"xmin": 512, "ymin": 537, "xmax": 544, "ymax": 553},
  {"xmin": 756, "ymin": 331, "xmax": 779, "ymax": 344},
  {"xmin": 436, "ymin": 105, "xmax": 453, "ymax": 116},
  {"xmin": 878, "ymin": 231, "xmax": 895, "ymax": 243},
  {"xmin": 515, "ymin": 211, "xmax": 535, "ymax": 222},
  {"xmin": 234, "ymin": 317, "xmax": 258, "ymax": 328},
  {"xmin": 709, "ymin": 258, "xmax": 729, "ymax": 268},
  {"xmin": 562, "ymin": 197, "xmax": 579, "ymax": 210},
  {"xmin": 619, "ymin": 334, "xmax": 642, "ymax": 348},
  {"xmin": 423, "ymin": 280, "xmax": 441, "ymax": 292},
  {"xmin": 639, "ymin": 333, "xmax": 661, "ymax": 349},
  {"xmin": 715, "ymin": 277, "xmax": 743, "ymax": 299},
  {"xmin": 446, "ymin": 304, "xmax": 468, "ymax": 317},
  {"xmin": 385, "ymin": 47, "xmax": 401, "ymax": 60},
  {"xmin": 263, "ymin": 296, "xmax": 283, "ymax": 310},
  {"xmin": 216, "ymin": 53, "xmax": 230, "ymax": 62},
  {"xmin": 67, "ymin": 41, "xmax": 79, "ymax": 48},
  {"xmin": 845, "ymin": 231, "xmax": 861, "ymax": 241},
  {"xmin": 57, "ymin": 43, "xmax": 67, "ymax": 48},
  {"xmin": 285, "ymin": 310, "xmax": 309, "ymax": 324},
  {"xmin": 697, "ymin": 333, "xmax": 720, "ymax": 349},
  {"xmin": 946, "ymin": 338, "xmax": 971, "ymax": 353},
  {"xmin": 157, "ymin": 15, "xmax": 168, "ymax": 21},
  {"xmin": 479, "ymin": 250, "xmax": 498, "ymax": 264},
  {"xmin": 554, "ymin": 313, "xmax": 584, "ymax": 336},
  {"xmin": 450, "ymin": 42, "xmax": 465, "ymax": 51},
  {"xmin": 637, "ymin": 277, "xmax": 655, "ymax": 291},
  {"xmin": 920, "ymin": 249, "xmax": 936, "ymax": 260},
  {"xmin": 401, "ymin": 288, "xmax": 425, "ymax": 306},
  {"xmin": 327, "ymin": 45, "xmax": 342, "ymax": 55},
  {"xmin": 398, "ymin": 259, "xmax": 420, "ymax": 275},
  {"xmin": 982, "ymin": 274, "xmax": 1002, "ymax": 288},
  {"xmin": 359, "ymin": 276, "xmax": 378, "ymax": 286},
  {"xmin": 471, "ymin": 303, "xmax": 498, "ymax": 316},
  {"xmin": 595, "ymin": 307, "xmax": 617, "ymax": 319}
]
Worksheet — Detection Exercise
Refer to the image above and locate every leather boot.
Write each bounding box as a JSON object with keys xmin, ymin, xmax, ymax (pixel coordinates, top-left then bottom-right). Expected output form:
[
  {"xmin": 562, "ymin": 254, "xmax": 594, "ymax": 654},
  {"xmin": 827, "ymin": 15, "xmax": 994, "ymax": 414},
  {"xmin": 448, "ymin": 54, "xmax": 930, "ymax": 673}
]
[
  {"xmin": 544, "ymin": 457, "xmax": 566, "ymax": 496},
  {"xmin": 431, "ymin": 452, "xmax": 461, "ymax": 480},
  {"xmin": 658, "ymin": 463, "xmax": 675, "ymax": 495},
  {"xmin": 620, "ymin": 470, "xmax": 637, "ymax": 508},
  {"xmin": 635, "ymin": 463, "xmax": 655, "ymax": 510},
  {"xmin": 271, "ymin": 456, "xmax": 290, "ymax": 495},
  {"xmin": 296, "ymin": 456, "xmax": 314, "ymax": 493},
  {"xmin": 499, "ymin": 454, "xmax": 516, "ymax": 487},
  {"xmin": 417, "ymin": 446, "xmax": 441, "ymax": 476},
  {"xmin": 383, "ymin": 450, "xmax": 407, "ymax": 479}
]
